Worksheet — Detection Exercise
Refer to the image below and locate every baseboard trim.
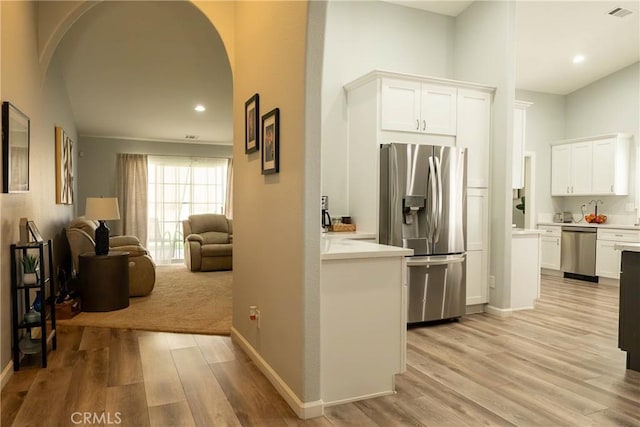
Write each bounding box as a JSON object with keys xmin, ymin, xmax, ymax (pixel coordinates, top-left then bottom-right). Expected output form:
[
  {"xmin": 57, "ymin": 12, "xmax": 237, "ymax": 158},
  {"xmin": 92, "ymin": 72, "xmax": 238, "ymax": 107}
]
[
  {"xmin": 323, "ymin": 390, "xmax": 394, "ymax": 407},
  {"xmin": 598, "ymin": 277, "xmax": 620, "ymax": 286},
  {"xmin": 541, "ymin": 268, "xmax": 563, "ymax": 277},
  {"xmin": 485, "ymin": 305, "xmax": 513, "ymax": 316},
  {"xmin": 485, "ymin": 305, "xmax": 536, "ymax": 316},
  {"xmin": 466, "ymin": 303, "xmax": 486, "ymax": 315},
  {"xmin": 230, "ymin": 327, "xmax": 324, "ymax": 419},
  {"xmin": 1, "ymin": 360, "xmax": 13, "ymax": 390}
]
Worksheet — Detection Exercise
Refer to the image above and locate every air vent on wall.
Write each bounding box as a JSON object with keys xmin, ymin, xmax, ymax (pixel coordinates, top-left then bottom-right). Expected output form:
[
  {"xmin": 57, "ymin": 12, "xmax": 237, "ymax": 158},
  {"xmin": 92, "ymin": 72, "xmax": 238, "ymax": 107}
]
[
  {"xmin": 185, "ymin": 135, "xmax": 199, "ymax": 140},
  {"xmin": 608, "ymin": 7, "xmax": 633, "ymax": 18}
]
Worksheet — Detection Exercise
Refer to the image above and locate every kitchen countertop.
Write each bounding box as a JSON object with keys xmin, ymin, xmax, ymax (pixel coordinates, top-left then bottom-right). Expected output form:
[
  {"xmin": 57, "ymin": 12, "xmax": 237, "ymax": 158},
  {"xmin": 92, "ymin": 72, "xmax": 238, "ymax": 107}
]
[
  {"xmin": 614, "ymin": 243, "xmax": 640, "ymax": 252},
  {"xmin": 322, "ymin": 231, "xmax": 377, "ymax": 240},
  {"xmin": 538, "ymin": 222, "xmax": 640, "ymax": 230},
  {"xmin": 512, "ymin": 228, "xmax": 543, "ymax": 236},
  {"xmin": 321, "ymin": 237, "xmax": 413, "ymax": 260}
]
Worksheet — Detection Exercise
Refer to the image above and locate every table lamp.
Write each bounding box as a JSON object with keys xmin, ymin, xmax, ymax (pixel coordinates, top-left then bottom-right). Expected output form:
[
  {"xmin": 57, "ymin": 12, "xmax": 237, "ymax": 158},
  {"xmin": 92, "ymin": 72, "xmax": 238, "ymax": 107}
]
[{"xmin": 85, "ymin": 197, "xmax": 121, "ymax": 256}]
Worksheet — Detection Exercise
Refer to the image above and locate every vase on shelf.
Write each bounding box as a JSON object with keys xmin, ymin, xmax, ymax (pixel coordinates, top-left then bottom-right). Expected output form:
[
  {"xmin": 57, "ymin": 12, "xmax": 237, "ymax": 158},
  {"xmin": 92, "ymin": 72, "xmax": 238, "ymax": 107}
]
[
  {"xmin": 23, "ymin": 272, "xmax": 37, "ymax": 285},
  {"xmin": 32, "ymin": 291, "xmax": 42, "ymax": 313}
]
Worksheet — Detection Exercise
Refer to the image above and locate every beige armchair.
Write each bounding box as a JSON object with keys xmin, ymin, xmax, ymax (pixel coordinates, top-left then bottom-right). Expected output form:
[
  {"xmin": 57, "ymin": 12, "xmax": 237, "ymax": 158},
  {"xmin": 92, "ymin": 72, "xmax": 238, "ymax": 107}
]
[
  {"xmin": 182, "ymin": 214, "xmax": 233, "ymax": 272},
  {"xmin": 66, "ymin": 217, "xmax": 156, "ymax": 296}
]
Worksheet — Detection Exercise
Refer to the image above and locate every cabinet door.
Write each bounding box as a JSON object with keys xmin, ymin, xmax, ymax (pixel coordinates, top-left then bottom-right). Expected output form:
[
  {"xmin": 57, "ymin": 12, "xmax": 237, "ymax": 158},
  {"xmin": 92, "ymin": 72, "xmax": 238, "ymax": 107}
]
[
  {"xmin": 592, "ymin": 138, "xmax": 616, "ymax": 195},
  {"xmin": 466, "ymin": 188, "xmax": 488, "ymax": 305},
  {"xmin": 381, "ymin": 79, "xmax": 421, "ymax": 132},
  {"xmin": 540, "ymin": 236, "xmax": 561, "ymax": 270},
  {"xmin": 596, "ymin": 240, "xmax": 621, "ymax": 279},
  {"xmin": 512, "ymin": 106, "xmax": 526, "ymax": 189},
  {"xmin": 571, "ymin": 142, "xmax": 593, "ymax": 195},
  {"xmin": 456, "ymin": 90, "xmax": 491, "ymax": 188},
  {"xmin": 551, "ymin": 145, "xmax": 571, "ymax": 196},
  {"xmin": 421, "ymin": 84, "xmax": 457, "ymax": 135}
]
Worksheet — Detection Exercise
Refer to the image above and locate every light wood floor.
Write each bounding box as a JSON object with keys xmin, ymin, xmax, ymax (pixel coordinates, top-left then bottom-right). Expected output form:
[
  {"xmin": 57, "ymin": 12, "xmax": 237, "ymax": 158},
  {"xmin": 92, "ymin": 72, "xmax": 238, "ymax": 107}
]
[{"xmin": 3, "ymin": 275, "xmax": 640, "ymax": 426}]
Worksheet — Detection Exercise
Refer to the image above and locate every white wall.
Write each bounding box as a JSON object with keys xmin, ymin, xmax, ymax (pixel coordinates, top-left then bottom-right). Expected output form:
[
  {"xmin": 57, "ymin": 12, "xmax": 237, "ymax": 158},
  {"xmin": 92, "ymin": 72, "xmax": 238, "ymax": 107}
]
[
  {"xmin": 232, "ymin": 0, "xmax": 318, "ymax": 406},
  {"xmin": 453, "ymin": 0, "xmax": 516, "ymax": 309},
  {"xmin": 561, "ymin": 62, "xmax": 640, "ymax": 224},
  {"xmin": 321, "ymin": 1, "xmax": 455, "ymax": 216},
  {"xmin": 515, "ymin": 89, "xmax": 566, "ymax": 218},
  {"xmin": 1, "ymin": 1, "xmax": 78, "ymax": 372}
]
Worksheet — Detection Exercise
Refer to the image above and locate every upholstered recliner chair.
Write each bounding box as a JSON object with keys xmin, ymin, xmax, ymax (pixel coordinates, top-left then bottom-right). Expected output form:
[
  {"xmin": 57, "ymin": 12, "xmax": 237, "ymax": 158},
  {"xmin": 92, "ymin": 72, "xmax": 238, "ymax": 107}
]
[
  {"xmin": 182, "ymin": 214, "xmax": 233, "ymax": 272},
  {"xmin": 66, "ymin": 218, "xmax": 156, "ymax": 296}
]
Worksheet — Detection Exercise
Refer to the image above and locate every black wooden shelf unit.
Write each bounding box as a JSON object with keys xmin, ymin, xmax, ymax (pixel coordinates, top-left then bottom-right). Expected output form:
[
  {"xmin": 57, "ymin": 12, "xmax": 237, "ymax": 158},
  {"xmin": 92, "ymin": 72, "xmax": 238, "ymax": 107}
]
[{"xmin": 10, "ymin": 240, "xmax": 57, "ymax": 370}]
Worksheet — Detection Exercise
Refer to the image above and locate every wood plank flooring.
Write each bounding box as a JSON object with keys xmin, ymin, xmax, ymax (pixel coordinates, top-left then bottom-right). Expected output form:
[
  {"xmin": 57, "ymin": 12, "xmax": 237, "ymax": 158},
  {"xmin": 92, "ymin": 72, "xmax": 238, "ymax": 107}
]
[{"xmin": 2, "ymin": 274, "xmax": 640, "ymax": 426}]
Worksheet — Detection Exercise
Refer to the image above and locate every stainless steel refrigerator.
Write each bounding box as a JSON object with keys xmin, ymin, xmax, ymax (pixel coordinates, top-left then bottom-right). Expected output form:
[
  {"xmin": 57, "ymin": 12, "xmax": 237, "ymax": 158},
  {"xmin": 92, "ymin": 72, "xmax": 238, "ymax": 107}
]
[{"xmin": 380, "ymin": 143, "xmax": 467, "ymax": 323}]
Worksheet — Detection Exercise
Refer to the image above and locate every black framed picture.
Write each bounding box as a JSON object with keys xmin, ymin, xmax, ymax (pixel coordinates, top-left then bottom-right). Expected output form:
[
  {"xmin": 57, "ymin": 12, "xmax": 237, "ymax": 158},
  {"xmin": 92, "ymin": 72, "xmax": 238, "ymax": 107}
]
[
  {"xmin": 2, "ymin": 101, "xmax": 30, "ymax": 193},
  {"xmin": 261, "ymin": 108, "xmax": 280, "ymax": 175},
  {"xmin": 245, "ymin": 93, "xmax": 259, "ymax": 154},
  {"xmin": 27, "ymin": 221, "xmax": 43, "ymax": 243}
]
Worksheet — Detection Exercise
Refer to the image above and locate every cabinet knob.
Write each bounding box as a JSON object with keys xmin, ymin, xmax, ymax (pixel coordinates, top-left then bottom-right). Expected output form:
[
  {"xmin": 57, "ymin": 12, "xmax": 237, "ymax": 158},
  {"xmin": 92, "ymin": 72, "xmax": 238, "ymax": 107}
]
[
  {"xmin": 422, "ymin": 120, "xmax": 426, "ymax": 131},
  {"xmin": 416, "ymin": 120, "xmax": 419, "ymax": 130},
  {"xmin": 566, "ymin": 186, "xmax": 570, "ymax": 193},
  {"xmin": 611, "ymin": 185, "xmax": 614, "ymax": 193},
  {"xmin": 557, "ymin": 239, "xmax": 559, "ymax": 245},
  {"xmin": 571, "ymin": 186, "xmax": 574, "ymax": 193}
]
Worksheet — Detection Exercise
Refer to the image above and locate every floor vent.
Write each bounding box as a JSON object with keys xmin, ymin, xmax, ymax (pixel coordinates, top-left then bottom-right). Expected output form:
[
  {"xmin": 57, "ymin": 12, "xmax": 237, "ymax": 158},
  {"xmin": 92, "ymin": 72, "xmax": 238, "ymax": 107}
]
[
  {"xmin": 608, "ymin": 7, "xmax": 633, "ymax": 18},
  {"xmin": 185, "ymin": 135, "xmax": 199, "ymax": 140}
]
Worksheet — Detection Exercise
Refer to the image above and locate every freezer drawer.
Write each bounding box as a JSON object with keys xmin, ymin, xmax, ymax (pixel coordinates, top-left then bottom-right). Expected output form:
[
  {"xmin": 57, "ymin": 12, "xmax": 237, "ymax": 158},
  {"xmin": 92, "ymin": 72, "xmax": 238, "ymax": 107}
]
[{"xmin": 406, "ymin": 254, "xmax": 466, "ymax": 323}]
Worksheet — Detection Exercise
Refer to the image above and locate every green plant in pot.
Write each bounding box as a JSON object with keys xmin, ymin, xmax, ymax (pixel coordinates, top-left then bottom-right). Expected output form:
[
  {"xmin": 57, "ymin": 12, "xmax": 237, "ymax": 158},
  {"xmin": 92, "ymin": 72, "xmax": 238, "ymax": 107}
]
[{"xmin": 21, "ymin": 254, "xmax": 39, "ymax": 285}]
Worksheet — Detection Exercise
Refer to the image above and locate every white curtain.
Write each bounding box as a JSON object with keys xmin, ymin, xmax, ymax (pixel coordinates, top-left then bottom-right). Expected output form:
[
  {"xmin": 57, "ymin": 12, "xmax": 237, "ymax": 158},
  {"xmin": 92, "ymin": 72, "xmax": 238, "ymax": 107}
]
[
  {"xmin": 225, "ymin": 158, "xmax": 233, "ymax": 218},
  {"xmin": 115, "ymin": 154, "xmax": 148, "ymax": 246}
]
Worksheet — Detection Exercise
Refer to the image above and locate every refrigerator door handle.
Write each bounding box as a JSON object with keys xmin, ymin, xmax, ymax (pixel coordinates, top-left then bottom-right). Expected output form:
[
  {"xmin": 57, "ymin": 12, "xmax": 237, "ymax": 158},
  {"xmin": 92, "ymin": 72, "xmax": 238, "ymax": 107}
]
[
  {"xmin": 406, "ymin": 254, "xmax": 465, "ymax": 267},
  {"xmin": 434, "ymin": 156, "xmax": 443, "ymax": 243},
  {"xmin": 428, "ymin": 156, "xmax": 437, "ymax": 242}
]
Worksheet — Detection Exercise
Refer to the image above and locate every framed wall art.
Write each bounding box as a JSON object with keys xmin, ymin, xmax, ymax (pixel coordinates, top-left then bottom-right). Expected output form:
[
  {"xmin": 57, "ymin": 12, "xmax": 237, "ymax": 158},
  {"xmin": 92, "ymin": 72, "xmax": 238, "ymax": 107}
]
[
  {"xmin": 2, "ymin": 101, "xmax": 30, "ymax": 193},
  {"xmin": 261, "ymin": 108, "xmax": 280, "ymax": 175},
  {"xmin": 55, "ymin": 126, "xmax": 74, "ymax": 204},
  {"xmin": 245, "ymin": 93, "xmax": 259, "ymax": 154}
]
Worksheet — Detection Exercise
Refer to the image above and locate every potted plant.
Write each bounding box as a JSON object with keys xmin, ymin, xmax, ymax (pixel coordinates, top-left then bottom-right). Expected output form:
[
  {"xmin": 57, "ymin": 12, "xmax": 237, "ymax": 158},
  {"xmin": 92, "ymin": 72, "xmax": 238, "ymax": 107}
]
[{"xmin": 22, "ymin": 254, "xmax": 39, "ymax": 285}]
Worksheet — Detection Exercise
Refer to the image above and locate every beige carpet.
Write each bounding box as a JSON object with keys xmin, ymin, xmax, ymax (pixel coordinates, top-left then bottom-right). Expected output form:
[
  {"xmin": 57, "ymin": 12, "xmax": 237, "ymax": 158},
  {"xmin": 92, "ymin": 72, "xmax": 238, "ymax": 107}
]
[{"xmin": 58, "ymin": 264, "xmax": 232, "ymax": 335}]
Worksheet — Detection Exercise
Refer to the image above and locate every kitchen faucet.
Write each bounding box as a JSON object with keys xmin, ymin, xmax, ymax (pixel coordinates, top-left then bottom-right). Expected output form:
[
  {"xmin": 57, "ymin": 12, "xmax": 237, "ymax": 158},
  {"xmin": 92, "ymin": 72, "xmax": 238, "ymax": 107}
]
[{"xmin": 589, "ymin": 199, "xmax": 603, "ymax": 216}]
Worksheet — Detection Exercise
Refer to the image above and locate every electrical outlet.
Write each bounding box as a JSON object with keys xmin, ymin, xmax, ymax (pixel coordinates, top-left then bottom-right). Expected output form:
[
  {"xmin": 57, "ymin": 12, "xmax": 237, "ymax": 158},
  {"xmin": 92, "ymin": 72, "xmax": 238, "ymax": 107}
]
[{"xmin": 489, "ymin": 275, "xmax": 496, "ymax": 289}]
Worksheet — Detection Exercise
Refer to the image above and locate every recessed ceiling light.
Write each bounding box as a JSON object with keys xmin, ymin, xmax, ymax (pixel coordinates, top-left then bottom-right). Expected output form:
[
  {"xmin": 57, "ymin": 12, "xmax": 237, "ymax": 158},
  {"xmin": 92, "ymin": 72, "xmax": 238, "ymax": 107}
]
[
  {"xmin": 194, "ymin": 105, "xmax": 206, "ymax": 112},
  {"xmin": 572, "ymin": 55, "xmax": 585, "ymax": 64}
]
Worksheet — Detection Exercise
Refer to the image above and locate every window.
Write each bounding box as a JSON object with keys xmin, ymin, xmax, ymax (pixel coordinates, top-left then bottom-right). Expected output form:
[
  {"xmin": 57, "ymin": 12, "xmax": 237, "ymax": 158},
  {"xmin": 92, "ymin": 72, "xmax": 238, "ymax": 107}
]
[{"xmin": 147, "ymin": 156, "xmax": 228, "ymax": 264}]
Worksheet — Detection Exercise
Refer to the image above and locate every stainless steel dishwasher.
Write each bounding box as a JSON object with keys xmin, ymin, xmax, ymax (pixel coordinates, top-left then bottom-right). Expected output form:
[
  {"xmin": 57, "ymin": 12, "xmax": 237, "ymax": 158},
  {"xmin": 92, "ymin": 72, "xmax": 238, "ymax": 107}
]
[{"xmin": 561, "ymin": 226, "xmax": 597, "ymax": 278}]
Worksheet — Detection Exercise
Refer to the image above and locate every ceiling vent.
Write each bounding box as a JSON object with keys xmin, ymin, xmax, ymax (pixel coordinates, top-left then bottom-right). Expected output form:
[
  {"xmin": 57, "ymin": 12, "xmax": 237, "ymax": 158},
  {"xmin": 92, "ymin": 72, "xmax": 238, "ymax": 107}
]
[
  {"xmin": 185, "ymin": 135, "xmax": 199, "ymax": 140},
  {"xmin": 607, "ymin": 7, "xmax": 633, "ymax": 18}
]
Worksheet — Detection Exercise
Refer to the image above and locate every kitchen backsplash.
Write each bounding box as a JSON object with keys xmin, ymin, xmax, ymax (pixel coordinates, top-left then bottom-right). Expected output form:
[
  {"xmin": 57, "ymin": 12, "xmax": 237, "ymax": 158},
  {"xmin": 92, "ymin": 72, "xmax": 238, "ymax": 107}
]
[{"xmin": 539, "ymin": 195, "xmax": 639, "ymax": 225}]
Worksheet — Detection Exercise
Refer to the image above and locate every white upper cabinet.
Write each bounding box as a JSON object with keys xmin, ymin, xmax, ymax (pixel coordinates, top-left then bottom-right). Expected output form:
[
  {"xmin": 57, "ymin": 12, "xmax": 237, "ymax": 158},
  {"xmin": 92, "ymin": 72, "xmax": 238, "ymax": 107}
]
[
  {"xmin": 381, "ymin": 78, "xmax": 457, "ymax": 136},
  {"xmin": 512, "ymin": 101, "xmax": 532, "ymax": 189},
  {"xmin": 551, "ymin": 144, "xmax": 572, "ymax": 195},
  {"xmin": 551, "ymin": 133, "xmax": 631, "ymax": 196},
  {"xmin": 571, "ymin": 142, "xmax": 593, "ymax": 195},
  {"xmin": 592, "ymin": 137, "xmax": 630, "ymax": 195},
  {"xmin": 457, "ymin": 89, "xmax": 492, "ymax": 188},
  {"xmin": 381, "ymin": 80, "xmax": 421, "ymax": 132}
]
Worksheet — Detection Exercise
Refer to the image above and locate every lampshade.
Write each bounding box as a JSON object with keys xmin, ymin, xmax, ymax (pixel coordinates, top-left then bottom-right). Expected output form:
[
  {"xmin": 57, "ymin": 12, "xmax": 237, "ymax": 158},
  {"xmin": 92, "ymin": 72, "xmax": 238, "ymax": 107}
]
[{"xmin": 85, "ymin": 197, "xmax": 121, "ymax": 221}]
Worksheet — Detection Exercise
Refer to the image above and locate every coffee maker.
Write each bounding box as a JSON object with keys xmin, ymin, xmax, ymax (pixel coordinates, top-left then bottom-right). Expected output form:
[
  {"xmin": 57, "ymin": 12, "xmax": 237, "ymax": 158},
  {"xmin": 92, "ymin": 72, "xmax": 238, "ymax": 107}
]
[{"xmin": 321, "ymin": 196, "xmax": 332, "ymax": 232}]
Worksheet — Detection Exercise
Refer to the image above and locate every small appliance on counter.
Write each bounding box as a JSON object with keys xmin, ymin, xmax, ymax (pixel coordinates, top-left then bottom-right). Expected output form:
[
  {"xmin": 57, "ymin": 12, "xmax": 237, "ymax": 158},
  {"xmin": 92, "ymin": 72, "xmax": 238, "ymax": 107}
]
[
  {"xmin": 554, "ymin": 212, "xmax": 574, "ymax": 223},
  {"xmin": 321, "ymin": 196, "xmax": 332, "ymax": 233}
]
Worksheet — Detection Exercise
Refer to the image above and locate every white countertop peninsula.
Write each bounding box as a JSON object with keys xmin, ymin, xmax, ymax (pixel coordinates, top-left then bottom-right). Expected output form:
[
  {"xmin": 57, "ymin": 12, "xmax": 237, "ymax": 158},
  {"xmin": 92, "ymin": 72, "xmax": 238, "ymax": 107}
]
[
  {"xmin": 512, "ymin": 228, "xmax": 544, "ymax": 236},
  {"xmin": 321, "ymin": 237, "xmax": 412, "ymax": 260},
  {"xmin": 322, "ymin": 231, "xmax": 378, "ymax": 241},
  {"xmin": 320, "ymin": 237, "xmax": 412, "ymax": 406}
]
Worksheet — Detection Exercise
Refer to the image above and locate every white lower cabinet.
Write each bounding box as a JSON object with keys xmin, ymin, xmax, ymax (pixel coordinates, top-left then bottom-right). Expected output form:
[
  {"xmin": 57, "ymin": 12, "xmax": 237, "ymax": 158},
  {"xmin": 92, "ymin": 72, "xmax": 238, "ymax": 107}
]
[
  {"xmin": 538, "ymin": 225, "xmax": 562, "ymax": 270},
  {"xmin": 596, "ymin": 240, "xmax": 621, "ymax": 279},
  {"xmin": 595, "ymin": 228, "xmax": 640, "ymax": 279},
  {"xmin": 466, "ymin": 189, "xmax": 488, "ymax": 305}
]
